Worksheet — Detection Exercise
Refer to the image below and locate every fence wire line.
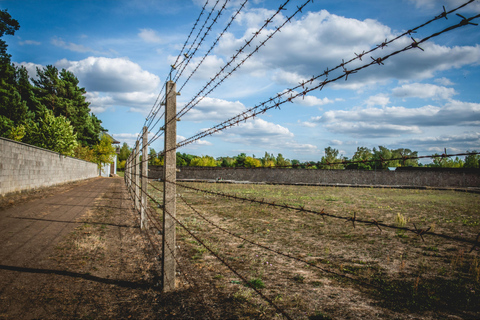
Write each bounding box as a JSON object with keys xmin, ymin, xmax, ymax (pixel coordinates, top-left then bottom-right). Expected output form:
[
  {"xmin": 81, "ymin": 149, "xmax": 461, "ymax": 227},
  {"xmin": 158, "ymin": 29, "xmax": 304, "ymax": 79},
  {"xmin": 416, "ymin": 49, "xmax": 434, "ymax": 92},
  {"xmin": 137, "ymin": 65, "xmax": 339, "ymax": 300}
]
[
  {"xmin": 125, "ymin": 175, "xmax": 294, "ymax": 320},
  {"xmin": 174, "ymin": 181, "xmax": 480, "ymax": 251},
  {"xmin": 125, "ymin": 173, "xmax": 217, "ymax": 318},
  {"xmin": 172, "ymin": 0, "xmax": 229, "ymax": 85},
  {"xmin": 144, "ymin": 0, "xmax": 247, "ymax": 148},
  {"xmin": 175, "ymin": 11, "xmax": 480, "ymax": 150},
  {"xmin": 177, "ymin": 0, "xmax": 249, "ymax": 95},
  {"xmin": 128, "ymin": 0, "xmax": 477, "ymax": 162},
  {"xmin": 144, "ymin": 0, "xmax": 211, "ymax": 133},
  {"xmin": 175, "ymin": 0, "xmax": 311, "ymax": 122},
  {"xmin": 177, "ymin": 193, "xmax": 379, "ymax": 288}
]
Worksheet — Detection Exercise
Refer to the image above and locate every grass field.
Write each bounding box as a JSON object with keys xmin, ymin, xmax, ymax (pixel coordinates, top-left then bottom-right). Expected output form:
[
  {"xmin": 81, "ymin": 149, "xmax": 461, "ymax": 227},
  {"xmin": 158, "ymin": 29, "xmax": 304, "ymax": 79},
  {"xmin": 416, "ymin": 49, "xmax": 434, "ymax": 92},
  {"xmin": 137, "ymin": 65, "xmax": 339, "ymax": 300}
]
[{"xmin": 148, "ymin": 181, "xmax": 480, "ymax": 319}]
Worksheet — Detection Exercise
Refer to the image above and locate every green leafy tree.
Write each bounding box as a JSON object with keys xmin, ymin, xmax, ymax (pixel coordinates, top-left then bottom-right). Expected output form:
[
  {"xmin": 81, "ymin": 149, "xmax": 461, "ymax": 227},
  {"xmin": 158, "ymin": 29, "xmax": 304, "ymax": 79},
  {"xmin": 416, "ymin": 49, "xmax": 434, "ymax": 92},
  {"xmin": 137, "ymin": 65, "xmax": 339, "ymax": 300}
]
[
  {"xmin": 218, "ymin": 156, "xmax": 236, "ymax": 167},
  {"xmin": 244, "ymin": 156, "xmax": 262, "ymax": 168},
  {"xmin": 93, "ymin": 134, "xmax": 116, "ymax": 167},
  {"xmin": 32, "ymin": 65, "xmax": 104, "ymax": 147},
  {"xmin": 392, "ymin": 148, "xmax": 418, "ymax": 167},
  {"xmin": 347, "ymin": 147, "xmax": 373, "ymax": 170},
  {"xmin": 0, "ymin": 10, "xmax": 29, "ymax": 138},
  {"xmin": 320, "ymin": 147, "xmax": 344, "ymax": 169},
  {"xmin": 74, "ymin": 144, "xmax": 95, "ymax": 162},
  {"xmin": 22, "ymin": 109, "xmax": 78, "ymax": 156},
  {"xmin": 190, "ymin": 155, "xmax": 217, "ymax": 167},
  {"xmin": 118, "ymin": 142, "xmax": 131, "ymax": 162},
  {"xmin": 261, "ymin": 152, "xmax": 276, "ymax": 167},
  {"xmin": 464, "ymin": 151, "xmax": 480, "ymax": 168},
  {"xmin": 372, "ymin": 146, "xmax": 398, "ymax": 169},
  {"xmin": 430, "ymin": 154, "xmax": 464, "ymax": 168},
  {"xmin": 234, "ymin": 153, "xmax": 247, "ymax": 167},
  {"xmin": 276, "ymin": 153, "xmax": 291, "ymax": 167}
]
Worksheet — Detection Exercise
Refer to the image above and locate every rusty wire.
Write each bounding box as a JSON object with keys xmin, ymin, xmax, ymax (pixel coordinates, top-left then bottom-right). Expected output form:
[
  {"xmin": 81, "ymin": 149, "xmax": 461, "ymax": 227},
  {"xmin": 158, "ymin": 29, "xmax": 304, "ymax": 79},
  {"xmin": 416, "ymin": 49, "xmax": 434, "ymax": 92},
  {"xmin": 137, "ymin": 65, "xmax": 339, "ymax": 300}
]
[
  {"xmin": 143, "ymin": 0, "xmax": 212, "ymax": 135},
  {"xmin": 177, "ymin": 193, "xmax": 379, "ymax": 288},
  {"xmin": 177, "ymin": 0, "xmax": 249, "ymax": 94},
  {"xmin": 125, "ymin": 172, "xmax": 218, "ymax": 317},
  {"xmin": 175, "ymin": 0, "xmax": 310, "ymax": 121},
  {"xmin": 135, "ymin": 181, "xmax": 294, "ymax": 319},
  {"xmin": 172, "ymin": 0, "xmax": 229, "ymax": 84},
  {"xmin": 174, "ymin": 4, "xmax": 479, "ymax": 150},
  {"xmin": 143, "ymin": 0, "xmax": 248, "ymax": 149},
  {"xmin": 174, "ymin": 181, "xmax": 480, "ymax": 249}
]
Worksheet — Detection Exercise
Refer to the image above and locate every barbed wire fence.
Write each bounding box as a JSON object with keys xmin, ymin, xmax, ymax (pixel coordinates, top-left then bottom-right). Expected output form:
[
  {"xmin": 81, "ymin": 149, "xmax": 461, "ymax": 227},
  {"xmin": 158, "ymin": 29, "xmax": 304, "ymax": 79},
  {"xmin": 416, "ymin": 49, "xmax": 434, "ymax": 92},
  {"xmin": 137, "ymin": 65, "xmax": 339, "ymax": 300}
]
[{"xmin": 122, "ymin": 1, "xmax": 480, "ymax": 318}]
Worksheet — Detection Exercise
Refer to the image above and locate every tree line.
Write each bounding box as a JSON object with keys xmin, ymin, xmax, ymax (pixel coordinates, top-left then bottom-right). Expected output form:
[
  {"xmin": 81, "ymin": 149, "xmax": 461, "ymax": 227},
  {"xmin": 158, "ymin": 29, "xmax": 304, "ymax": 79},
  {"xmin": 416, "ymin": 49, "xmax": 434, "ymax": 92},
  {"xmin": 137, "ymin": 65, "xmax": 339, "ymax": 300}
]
[
  {"xmin": 0, "ymin": 10, "xmax": 116, "ymax": 166},
  {"xmin": 115, "ymin": 144, "xmax": 479, "ymax": 170}
]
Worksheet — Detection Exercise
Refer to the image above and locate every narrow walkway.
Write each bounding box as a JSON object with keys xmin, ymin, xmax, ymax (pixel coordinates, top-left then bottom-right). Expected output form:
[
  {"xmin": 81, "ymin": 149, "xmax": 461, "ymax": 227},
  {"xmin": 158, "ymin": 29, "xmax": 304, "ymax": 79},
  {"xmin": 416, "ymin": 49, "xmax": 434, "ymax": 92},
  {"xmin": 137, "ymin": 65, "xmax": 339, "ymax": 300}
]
[{"xmin": 0, "ymin": 177, "xmax": 146, "ymax": 319}]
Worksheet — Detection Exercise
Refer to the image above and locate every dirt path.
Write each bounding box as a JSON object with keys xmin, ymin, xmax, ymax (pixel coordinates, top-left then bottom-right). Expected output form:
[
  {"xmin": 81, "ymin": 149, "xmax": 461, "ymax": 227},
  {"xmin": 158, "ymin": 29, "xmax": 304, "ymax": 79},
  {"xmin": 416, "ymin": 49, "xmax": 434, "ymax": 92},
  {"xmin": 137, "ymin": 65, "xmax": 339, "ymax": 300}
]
[{"xmin": 0, "ymin": 177, "xmax": 157, "ymax": 319}]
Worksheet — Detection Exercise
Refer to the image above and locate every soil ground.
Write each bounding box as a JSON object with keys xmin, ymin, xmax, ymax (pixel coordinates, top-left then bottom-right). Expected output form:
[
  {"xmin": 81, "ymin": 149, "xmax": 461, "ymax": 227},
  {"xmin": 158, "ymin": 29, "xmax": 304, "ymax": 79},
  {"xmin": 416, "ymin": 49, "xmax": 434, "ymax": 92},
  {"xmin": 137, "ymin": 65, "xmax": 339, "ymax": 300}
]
[
  {"xmin": 0, "ymin": 177, "xmax": 258, "ymax": 319},
  {"xmin": 1, "ymin": 178, "xmax": 479, "ymax": 319}
]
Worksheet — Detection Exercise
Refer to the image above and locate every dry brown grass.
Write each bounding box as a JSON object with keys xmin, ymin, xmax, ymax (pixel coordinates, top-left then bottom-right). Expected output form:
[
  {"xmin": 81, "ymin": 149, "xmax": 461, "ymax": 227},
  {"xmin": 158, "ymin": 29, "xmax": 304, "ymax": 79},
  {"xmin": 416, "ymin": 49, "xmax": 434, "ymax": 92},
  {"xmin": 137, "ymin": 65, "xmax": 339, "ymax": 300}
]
[{"xmin": 148, "ymin": 181, "xmax": 480, "ymax": 319}]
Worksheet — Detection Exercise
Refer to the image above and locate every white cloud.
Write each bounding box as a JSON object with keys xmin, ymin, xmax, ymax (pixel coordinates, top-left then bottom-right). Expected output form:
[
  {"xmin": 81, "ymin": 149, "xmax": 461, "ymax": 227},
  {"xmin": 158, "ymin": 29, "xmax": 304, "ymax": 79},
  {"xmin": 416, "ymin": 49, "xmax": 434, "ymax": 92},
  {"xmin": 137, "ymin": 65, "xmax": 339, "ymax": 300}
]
[
  {"xmin": 324, "ymin": 122, "xmax": 422, "ymax": 137},
  {"xmin": 16, "ymin": 62, "xmax": 44, "ymax": 79},
  {"xmin": 434, "ymin": 77, "xmax": 455, "ymax": 86},
  {"xmin": 286, "ymin": 90, "xmax": 336, "ymax": 107},
  {"xmin": 316, "ymin": 100, "xmax": 480, "ymax": 127},
  {"xmin": 297, "ymin": 120, "xmax": 317, "ymax": 128},
  {"xmin": 180, "ymin": 97, "xmax": 247, "ymax": 121},
  {"xmin": 55, "ymin": 57, "xmax": 161, "ymax": 113},
  {"xmin": 138, "ymin": 28, "xmax": 162, "ymax": 43},
  {"xmin": 365, "ymin": 94, "xmax": 390, "ymax": 107},
  {"xmin": 215, "ymin": 118, "xmax": 318, "ymax": 155},
  {"xmin": 400, "ymin": 132, "xmax": 480, "ymax": 151},
  {"xmin": 408, "ymin": 0, "xmax": 480, "ymax": 13},
  {"xmin": 214, "ymin": 9, "xmax": 480, "ymax": 91},
  {"xmin": 18, "ymin": 39, "xmax": 41, "ymax": 45},
  {"xmin": 51, "ymin": 37, "xmax": 94, "ymax": 53},
  {"xmin": 57, "ymin": 56, "xmax": 160, "ymax": 93},
  {"xmin": 312, "ymin": 99, "xmax": 480, "ymax": 137},
  {"xmin": 392, "ymin": 83, "xmax": 457, "ymax": 100}
]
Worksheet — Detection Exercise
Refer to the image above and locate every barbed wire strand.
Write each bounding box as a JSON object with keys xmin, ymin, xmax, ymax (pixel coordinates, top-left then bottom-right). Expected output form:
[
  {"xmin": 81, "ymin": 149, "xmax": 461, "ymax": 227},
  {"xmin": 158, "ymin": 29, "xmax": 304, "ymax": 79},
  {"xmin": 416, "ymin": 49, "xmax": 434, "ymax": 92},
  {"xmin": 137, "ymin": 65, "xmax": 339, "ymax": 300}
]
[
  {"xmin": 174, "ymin": 181, "xmax": 480, "ymax": 248},
  {"xmin": 174, "ymin": 12, "xmax": 480, "ymax": 150}
]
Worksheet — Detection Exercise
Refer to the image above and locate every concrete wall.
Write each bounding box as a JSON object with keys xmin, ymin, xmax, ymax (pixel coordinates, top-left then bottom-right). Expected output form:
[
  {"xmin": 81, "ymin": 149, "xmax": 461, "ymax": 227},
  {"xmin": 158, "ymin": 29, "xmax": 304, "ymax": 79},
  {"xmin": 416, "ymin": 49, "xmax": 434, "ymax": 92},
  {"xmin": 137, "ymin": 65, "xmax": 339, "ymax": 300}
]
[
  {"xmin": 149, "ymin": 166, "xmax": 480, "ymax": 188},
  {"xmin": 0, "ymin": 137, "xmax": 98, "ymax": 195}
]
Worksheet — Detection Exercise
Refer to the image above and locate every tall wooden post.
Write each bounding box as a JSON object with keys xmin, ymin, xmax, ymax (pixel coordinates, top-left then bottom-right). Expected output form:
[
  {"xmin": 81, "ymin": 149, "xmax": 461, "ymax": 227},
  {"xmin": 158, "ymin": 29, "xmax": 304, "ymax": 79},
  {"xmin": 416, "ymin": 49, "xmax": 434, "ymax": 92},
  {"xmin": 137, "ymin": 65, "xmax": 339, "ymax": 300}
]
[
  {"xmin": 162, "ymin": 81, "xmax": 177, "ymax": 291},
  {"xmin": 141, "ymin": 126, "xmax": 148, "ymax": 230},
  {"xmin": 134, "ymin": 141, "xmax": 140, "ymax": 213}
]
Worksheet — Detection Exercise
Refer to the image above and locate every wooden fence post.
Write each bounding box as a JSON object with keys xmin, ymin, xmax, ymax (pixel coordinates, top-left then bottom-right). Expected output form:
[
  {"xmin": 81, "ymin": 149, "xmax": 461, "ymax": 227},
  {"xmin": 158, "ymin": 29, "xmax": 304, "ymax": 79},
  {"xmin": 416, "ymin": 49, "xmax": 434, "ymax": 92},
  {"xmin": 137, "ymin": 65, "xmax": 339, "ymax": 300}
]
[
  {"xmin": 141, "ymin": 126, "xmax": 148, "ymax": 230},
  {"xmin": 162, "ymin": 81, "xmax": 177, "ymax": 291}
]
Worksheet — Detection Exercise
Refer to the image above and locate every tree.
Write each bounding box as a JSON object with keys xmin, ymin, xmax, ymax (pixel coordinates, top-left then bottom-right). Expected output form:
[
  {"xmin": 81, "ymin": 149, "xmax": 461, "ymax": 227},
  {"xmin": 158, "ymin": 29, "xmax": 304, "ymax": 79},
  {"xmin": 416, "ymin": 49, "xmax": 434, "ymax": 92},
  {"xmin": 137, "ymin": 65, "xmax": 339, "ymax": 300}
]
[
  {"xmin": 392, "ymin": 148, "xmax": 418, "ymax": 167},
  {"xmin": 276, "ymin": 153, "xmax": 291, "ymax": 167},
  {"xmin": 118, "ymin": 142, "xmax": 131, "ymax": 162},
  {"xmin": 22, "ymin": 109, "xmax": 78, "ymax": 156},
  {"xmin": 93, "ymin": 134, "xmax": 116, "ymax": 167},
  {"xmin": 372, "ymin": 146, "xmax": 397, "ymax": 169},
  {"xmin": 430, "ymin": 154, "xmax": 464, "ymax": 168},
  {"xmin": 190, "ymin": 155, "xmax": 217, "ymax": 167},
  {"xmin": 32, "ymin": 65, "xmax": 104, "ymax": 147},
  {"xmin": 244, "ymin": 156, "xmax": 262, "ymax": 168},
  {"xmin": 234, "ymin": 153, "xmax": 247, "ymax": 167},
  {"xmin": 320, "ymin": 147, "xmax": 344, "ymax": 169},
  {"xmin": 464, "ymin": 151, "xmax": 480, "ymax": 168},
  {"xmin": 347, "ymin": 147, "xmax": 373, "ymax": 170},
  {"xmin": 261, "ymin": 152, "xmax": 276, "ymax": 167},
  {"xmin": 218, "ymin": 156, "xmax": 236, "ymax": 167}
]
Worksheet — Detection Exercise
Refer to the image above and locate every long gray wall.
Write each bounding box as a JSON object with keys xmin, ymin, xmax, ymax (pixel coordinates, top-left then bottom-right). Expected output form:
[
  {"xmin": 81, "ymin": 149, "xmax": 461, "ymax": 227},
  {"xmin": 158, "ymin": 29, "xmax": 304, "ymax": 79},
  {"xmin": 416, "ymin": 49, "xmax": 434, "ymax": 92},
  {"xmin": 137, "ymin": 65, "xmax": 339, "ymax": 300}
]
[
  {"xmin": 149, "ymin": 166, "xmax": 480, "ymax": 188},
  {"xmin": 0, "ymin": 137, "xmax": 98, "ymax": 196}
]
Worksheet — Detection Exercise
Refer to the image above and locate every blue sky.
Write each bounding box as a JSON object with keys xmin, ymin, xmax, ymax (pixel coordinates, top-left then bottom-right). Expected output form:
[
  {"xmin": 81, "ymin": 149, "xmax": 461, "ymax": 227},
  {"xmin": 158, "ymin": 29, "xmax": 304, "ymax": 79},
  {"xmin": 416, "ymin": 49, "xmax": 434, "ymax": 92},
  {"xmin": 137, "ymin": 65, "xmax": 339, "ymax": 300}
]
[{"xmin": 1, "ymin": 0, "xmax": 480, "ymax": 162}]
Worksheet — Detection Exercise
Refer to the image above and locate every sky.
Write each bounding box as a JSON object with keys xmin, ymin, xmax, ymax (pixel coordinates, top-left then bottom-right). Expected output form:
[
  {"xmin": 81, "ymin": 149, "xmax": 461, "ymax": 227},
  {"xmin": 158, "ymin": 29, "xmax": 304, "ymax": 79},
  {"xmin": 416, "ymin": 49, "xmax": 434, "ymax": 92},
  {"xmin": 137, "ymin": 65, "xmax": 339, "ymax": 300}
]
[{"xmin": 1, "ymin": 0, "xmax": 480, "ymax": 162}]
